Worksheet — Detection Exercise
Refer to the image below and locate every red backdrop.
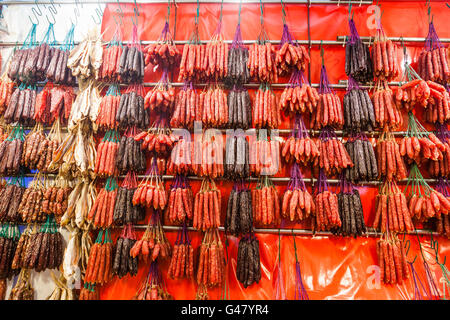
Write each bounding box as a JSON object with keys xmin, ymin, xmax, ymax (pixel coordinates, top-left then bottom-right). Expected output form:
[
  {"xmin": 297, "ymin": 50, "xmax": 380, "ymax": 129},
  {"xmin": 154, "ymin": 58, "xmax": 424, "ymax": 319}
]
[{"xmin": 99, "ymin": 1, "xmax": 450, "ymax": 300}]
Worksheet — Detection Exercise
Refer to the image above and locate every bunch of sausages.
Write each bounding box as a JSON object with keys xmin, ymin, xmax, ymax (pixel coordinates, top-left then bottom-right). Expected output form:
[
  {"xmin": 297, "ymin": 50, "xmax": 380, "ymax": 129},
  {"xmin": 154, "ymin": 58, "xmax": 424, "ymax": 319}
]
[
  {"xmin": 96, "ymin": 90, "xmax": 121, "ymax": 130},
  {"xmin": 8, "ymin": 44, "xmax": 50, "ymax": 83},
  {"xmin": 191, "ymin": 135, "xmax": 224, "ymax": 178},
  {"xmin": 429, "ymin": 128, "xmax": 450, "ymax": 178},
  {"xmin": 88, "ymin": 179, "xmax": 118, "ymax": 229},
  {"xmin": 12, "ymin": 222, "xmax": 64, "ymax": 272},
  {"xmin": 22, "ymin": 129, "xmax": 58, "ymax": 173},
  {"xmin": 179, "ymin": 43, "xmax": 204, "ymax": 82},
  {"xmin": 0, "ymin": 182, "xmax": 24, "ymax": 222},
  {"xmin": 193, "ymin": 179, "xmax": 222, "ymax": 231},
  {"xmin": 279, "ymin": 72, "xmax": 319, "ymax": 116},
  {"xmin": 196, "ymin": 230, "xmax": 225, "ymax": 287},
  {"xmin": 34, "ymin": 85, "xmax": 74, "ymax": 124},
  {"xmin": 418, "ymin": 22, "xmax": 449, "ymax": 84},
  {"xmin": 134, "ymin": 129, "xmax": 177, "ymax": 156},
  {"xmin": 167, "ymin": 177, "xmax": 194, "ymax": 224},
  {"xmin": 400, "ymin": 133, "xmax": 445, "ymax": 164},
  {"xmin": 227, "ymin": 87, "xmax": 251, "ymax": 129},
  {"xmin": 276, "ymin": 25, "xmax": 310, "ymax": 74},
  {"xmin": 95, "ymin": 132, "xmax": 120, "ymax": 177},
  {"xmin": 226, "ymin": 185, "xmax": 253, "ymax": 236},
  {"xmin": 252, "ymin": 178, "xmax": 281, "ymax": 227},
  {"xmin": 343, "ymin": 85, "xmax": 376, "ymax": 132},
  {"xmin": 225, "ymin": 134, "xmax": 250, "ymax": 179},
  {"xmin": 226, "ymin": 44, "xmax": 249, "ymax": 85},
  {"xmin": 345, "ymin": 19, "xmax": 374, "ymax": 84},
  {"xmin": 0, "ymin": 225, "xmax": 20, "ymax": 280},
  {"xmin": 336, "ymin": 186, "xmax": 367, "ymax": 237},
  {"xmin": 312, "ymin": 66, "xmax": 343, "ymax": 130},
  {"xmin": 118, "ymin": 46, "xmax": 145, "ymax": 84},
  {"xmin": 435, "ymin": 181, "xmax": 450, "ymax": 238},
  {"xmin": 408, "ymin": 190, "xmax": 450, "ymax": 223},
  {"xmin": 371, "ymin": 31, "xmax": 400, "ymax": 81},
  {"xmin": 46, "ymin": 47, "xmax": 76, "ymax": 86},
  {"xmin": 423, "ymin": 81, "xmax": 450, "ymax": 124},
  {"xmin": 377, "ymin": 237, "xmax": 409, "ymax": 285},
  {"xmin": 373, "ymin": 181, "xmax": 414, "ymax": 233},
  {"xmin": 249, "ymin": 136, "xmax": 280, "ymax": 177},
  {"xmin": 41, "ymin": 184, "xmax": 71, "ymax": 223},
  {"xmin": 98, "ymin": 44, "xmax": 122, "ymax": 83},
  {"xmin": 393, "ymin": 79, "xmax": 431, "ymax": 112},
  {"xmin": 115, "ymin": 134, "xmax": 146, "ymax": 174},
  {"xmin": 130, "ymin": 215, "xmax": 171, "ymax": 262},
  {"xmin": 144, "ymin": 82, "xmax": 175, "ymax": 113},
  {"xmin": 199, "ymin": 86, "xmax": 229, "ymax": 128},
  {"xmin": 313, "ymin": 172, "xmax": 341, "ymax": 232},
  {"xmin": 168, "ymin": 228, "xmax": 194, "ymax": 280},
  {"xmin": 317, "ymin": 132, "xmax": 353, "ymax": 177},
  {"xmin": 226, "ymin": 24, "xmax": 249, "ymax": 84},
  {"xmin": 78, "ymin": 284, "xmax": 100, "ymax": 300},
  {"xmin": 281, "ymin": 118, "xmax": 320, "ymax": 165},
  {"xmin": 0, "ymin": 132, "xmax": 24, "ymax": 177},
  {"xmin": 4, "ymin": 87, "xmax": 36, "ymax": 125},
  {"xmin": 248, "ymin": 43, "xmax": 277, "ymax": 83},
  {"xmin": 376, "ymin": 134, "xmax": 408, "ymax": 181},
  {"xmin": 170, "ymin": 86, "xmax": 198, "ymax": 129},
  {"xmin": 113, "ymin": 186, "xmax": 145, "ymax": 225},
  {"xmin": 144, "ymin": 22, "xmax": 180, "ymax": 71},
  {"xmin": 0, "ymin": 79, "xmax": 14, "ymax": 115},
  {"xmin": 253, "ymin": 85, "xmax": 280, "ymax": 129},
  {"xmin": 84, "ymin": 230, "xmax": 113, "ymax": 285},
  {"xmin": 134, "ymin": 263, "xmax": 172, "ymax": 300},
  {"xmin": 236, "ymin": 236, "xmax": 261, "ymax": 288},
  {"xmin": 282, "ymin": 175, "xmax": 315, "ymax": 222},
  {"xmin": 344, "ymin": 136, "xmax": 378, "ymax": 183},
  {"xmin": 113, "ymin": 231, "xmax": 138, "ymax": 279},
  {"xmin": 132, "ymin": 180, "xmax": 167, "ymax": 211},
  {"xmin": 18, "ymin": 184, "xmax": 46, "ymax": 224},
  {"xmin": 116, "ymin": 90, "xmax": 149, "ymax": 129}
]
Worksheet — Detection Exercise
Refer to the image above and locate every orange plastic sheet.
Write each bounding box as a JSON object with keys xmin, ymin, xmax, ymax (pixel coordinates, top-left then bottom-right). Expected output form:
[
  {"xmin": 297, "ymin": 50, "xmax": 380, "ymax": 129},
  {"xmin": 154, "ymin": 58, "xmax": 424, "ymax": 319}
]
[{"xmin": 99, "ymin": 1, "xmax": 450, "ymax": 300}]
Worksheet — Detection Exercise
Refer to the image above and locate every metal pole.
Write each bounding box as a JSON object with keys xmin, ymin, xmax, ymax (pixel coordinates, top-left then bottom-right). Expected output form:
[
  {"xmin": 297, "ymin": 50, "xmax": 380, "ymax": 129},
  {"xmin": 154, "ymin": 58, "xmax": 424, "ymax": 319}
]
[{"xmin": 0, "ymin": 0, "xmax": 374, "ymax": 5}]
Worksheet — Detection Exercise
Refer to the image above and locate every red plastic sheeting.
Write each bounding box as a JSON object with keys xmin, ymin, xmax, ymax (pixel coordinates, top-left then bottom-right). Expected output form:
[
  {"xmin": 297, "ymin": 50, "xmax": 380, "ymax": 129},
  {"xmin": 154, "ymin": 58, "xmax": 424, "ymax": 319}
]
[{"xmin": 99, "ymin": 1, "xmax": 450, "ymax": 300}]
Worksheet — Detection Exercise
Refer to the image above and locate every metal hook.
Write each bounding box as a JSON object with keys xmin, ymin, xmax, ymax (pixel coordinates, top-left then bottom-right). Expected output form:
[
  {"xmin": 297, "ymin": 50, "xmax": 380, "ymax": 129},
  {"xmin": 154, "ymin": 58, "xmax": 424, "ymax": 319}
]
[
  {"xmin": 114, "ymin": 0, "xmax": 124, "ymax": 26},
  {"xmin": 32, "ymin": 0, "xmax": 43, "ymax": 16},
  {"xmin": 71, "ymin": 7, "xmax": 79, "ymax": 26},
  {"xmin": 28, "ymin": 14, "xmax": 39, "ymax": 26},
  {"xmin": 46, "ymin": 13, "xmax": 55, "ymax": 25},
  {"xmin": 48, "ymin": 4, "xmax": 58, "ymax": 17},
  {"xmin": 131, "ymin": 0, "xmax": 140, "ymax": 26},
  {"xmin": 46, "ymin": 5, "xmax": 56, "ymax": 25},
  {"xmin": 91, "ymin": 1, "xmax": 103, "ymax": 26}
]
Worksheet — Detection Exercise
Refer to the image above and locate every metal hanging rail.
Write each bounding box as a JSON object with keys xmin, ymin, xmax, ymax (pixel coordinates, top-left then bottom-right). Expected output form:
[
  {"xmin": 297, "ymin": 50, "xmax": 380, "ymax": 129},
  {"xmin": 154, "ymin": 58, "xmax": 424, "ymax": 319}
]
[
  {"xmin": 2, "ymin": 36, "xmax": 449, "ymax": 47},
  {"xmin": 336, "ymin": 35, "xmax": 450, "ymax": 44},
  {"xmin": 140, "ymin": 225, "xmax": 439, "ymax": 237},
  {"xmin": 0, "ymin": 0, "xmax": 374, "ymax": 5},
  {"xmin": 17, "ymin": 173, "xmax": 441, "ymax": 186}
]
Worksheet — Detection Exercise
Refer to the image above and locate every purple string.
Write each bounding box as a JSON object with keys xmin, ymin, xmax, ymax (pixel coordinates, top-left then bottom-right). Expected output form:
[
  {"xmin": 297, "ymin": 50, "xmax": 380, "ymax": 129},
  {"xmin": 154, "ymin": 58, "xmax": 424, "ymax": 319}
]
[
  {"xmin": 423, "ymin": 260, "xmax": 441, "ymax": 300},
  {"xmin": 409, "ymin": 262, "xmax": 426, "ymax": 300},
  {"xmin": 316, "ymin": 169, "xmax": 329, "ymax": 194},
  {"xmin": 347, "ymin": 75, "xmax": 360, "ymax": 92},
  {"xmin": 232, "ymin": 24, "xmax": 245, "ymax": 49},
  {"xmin": 294, "ymin": 261, "xmax": 309, "ymax": 300},
  {"xmin": 319, "ymin": 65, "xmax": 333, "ymax": 94},
  {"xmin": 425, "ymin": 22, "xmax": 442, "ymax": 51},
  {"xmin": 159, "ymin": 21, "xmax": 171, "ymax": 42},
  {"xmin": 348, "ymin": 19, "xmax": 361, "ymax": 44},
  {"xmin": 280, "ymin": 23, "xmax": 295, "ymax": 48}
]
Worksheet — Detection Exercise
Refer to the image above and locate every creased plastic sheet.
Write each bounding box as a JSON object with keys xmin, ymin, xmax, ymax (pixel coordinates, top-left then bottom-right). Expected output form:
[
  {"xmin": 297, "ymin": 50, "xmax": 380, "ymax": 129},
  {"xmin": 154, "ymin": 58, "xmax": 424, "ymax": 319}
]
[{"xmin": 100, "ymin": 1, "xmax": 450, "ymax": 300}]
